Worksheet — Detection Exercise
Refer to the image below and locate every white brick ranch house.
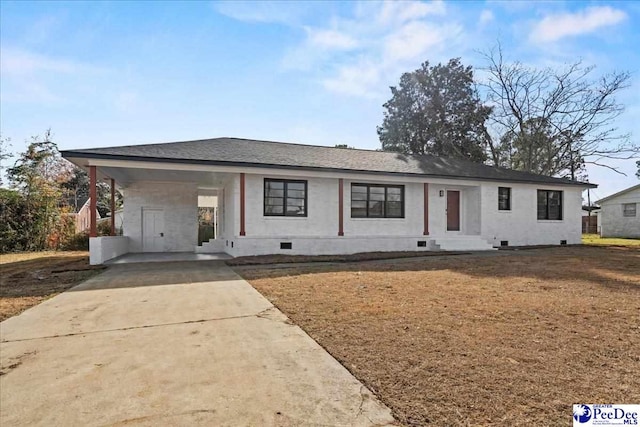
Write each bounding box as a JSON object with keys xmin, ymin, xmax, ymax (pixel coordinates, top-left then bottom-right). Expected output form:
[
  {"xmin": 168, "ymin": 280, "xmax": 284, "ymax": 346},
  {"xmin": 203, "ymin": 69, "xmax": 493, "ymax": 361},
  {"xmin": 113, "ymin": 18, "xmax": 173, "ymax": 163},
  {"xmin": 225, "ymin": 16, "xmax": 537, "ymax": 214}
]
[
  {"xmin": 595, "ymin": 184, "xmax": 640, "ymax": 238},
  {"xmin": 61, "ymin": 137, "xmax": 596, "ymax": 265}
]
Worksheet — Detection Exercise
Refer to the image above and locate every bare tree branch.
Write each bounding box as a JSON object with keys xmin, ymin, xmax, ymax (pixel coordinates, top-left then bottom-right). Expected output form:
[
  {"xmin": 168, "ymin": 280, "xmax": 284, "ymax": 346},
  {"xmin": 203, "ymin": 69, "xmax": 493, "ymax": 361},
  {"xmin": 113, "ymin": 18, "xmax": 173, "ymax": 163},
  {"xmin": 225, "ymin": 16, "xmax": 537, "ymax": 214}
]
[{"xmin": 479, "ymin": 42, "xmax": 637, "ymax": 179}]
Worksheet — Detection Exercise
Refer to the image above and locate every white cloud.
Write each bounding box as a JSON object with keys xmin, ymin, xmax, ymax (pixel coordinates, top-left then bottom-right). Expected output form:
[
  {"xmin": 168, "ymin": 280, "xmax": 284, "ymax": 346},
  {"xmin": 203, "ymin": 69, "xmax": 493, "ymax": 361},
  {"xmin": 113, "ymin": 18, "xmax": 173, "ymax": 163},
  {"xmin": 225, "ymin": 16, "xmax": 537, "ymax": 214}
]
[
  {"xmin": 479, "ymin": 9, "xmax": 494, "ymax": 26},
  {"xmin": 213, "ymin": 1, "xmax": 317, "ymax": 25},
  {"xmin": 282, "ymin": 1, "xmax": 460, "ymax": 97},
  {"xmin": 0, "ymin": 46, "xmax": 107, "ymax": 105},
  {"xmin": 306, "ymin": 28, "xmax": 358, "ymax": 50},
  {"xmin": 383, "ymin": 21, "xmax": 461, "ymax": 63},
  {"xmin": 377, "ymin": 0, "xmax": 446, "ymax": 26},
  {"xmin": 530, "ymin": 6, "xmax": 627, "ymax": 43},
  {"xmin": 322, "ymin": 59, "xmax": 382, "ymax": 99},
  {"xmin": 0, "ymin": 47, "xmax": 79, "ymax": 75},
  {"xmin": 221, "ymin": 1, "xmax": 461, "ymax": 98}
]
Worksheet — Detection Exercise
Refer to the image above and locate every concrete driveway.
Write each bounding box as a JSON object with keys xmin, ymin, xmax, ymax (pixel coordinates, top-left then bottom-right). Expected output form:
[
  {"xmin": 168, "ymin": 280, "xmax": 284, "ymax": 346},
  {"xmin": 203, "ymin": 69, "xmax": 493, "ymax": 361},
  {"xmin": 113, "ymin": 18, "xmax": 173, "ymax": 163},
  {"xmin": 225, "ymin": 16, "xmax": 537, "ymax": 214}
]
[{"xmin": 0, "ymin": 261, "xmax": 394, "ymax": 427}]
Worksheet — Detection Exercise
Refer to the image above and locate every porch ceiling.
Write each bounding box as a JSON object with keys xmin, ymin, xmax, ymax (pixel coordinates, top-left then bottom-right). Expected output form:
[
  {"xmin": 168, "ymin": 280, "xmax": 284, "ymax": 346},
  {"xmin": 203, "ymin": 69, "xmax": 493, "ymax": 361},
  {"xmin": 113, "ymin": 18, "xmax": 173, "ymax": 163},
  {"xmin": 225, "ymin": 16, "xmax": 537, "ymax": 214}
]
[{"xmin": 97, "ymin": 166, "xmax": 231, "ymax": 188}]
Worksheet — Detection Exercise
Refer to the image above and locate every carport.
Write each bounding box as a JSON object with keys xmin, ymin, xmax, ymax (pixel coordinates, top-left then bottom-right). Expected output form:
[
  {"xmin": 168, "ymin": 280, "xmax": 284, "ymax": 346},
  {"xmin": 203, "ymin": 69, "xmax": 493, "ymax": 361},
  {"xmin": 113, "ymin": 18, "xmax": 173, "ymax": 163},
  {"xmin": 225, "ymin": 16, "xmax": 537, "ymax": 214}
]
[{"xmin": 62, "ymin": 150, "xmax": 241, "ymax": 265}]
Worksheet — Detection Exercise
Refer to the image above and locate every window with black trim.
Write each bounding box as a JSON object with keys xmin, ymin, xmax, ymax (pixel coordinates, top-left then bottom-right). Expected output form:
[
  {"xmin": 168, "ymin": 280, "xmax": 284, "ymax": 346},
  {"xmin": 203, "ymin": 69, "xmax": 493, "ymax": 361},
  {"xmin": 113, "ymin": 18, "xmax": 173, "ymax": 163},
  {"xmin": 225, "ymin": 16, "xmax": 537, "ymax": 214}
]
[
  {"xmin": 264, "ymin": 179, "xmax": 307, "ymax": 217},
  {"xmin": 623, "ymin": 203, "xmax": 637, "ymax": 217},
  {"xmin": 498, "ymin": 187, "xmax": 511, "ymax": 210},
  {"xmin": 537, "ymin": 190, "xmax": 563, "ymax": 220},
  {"xmin": 351, "ymin": 184, "xmax": 404, "ymax": 218}
]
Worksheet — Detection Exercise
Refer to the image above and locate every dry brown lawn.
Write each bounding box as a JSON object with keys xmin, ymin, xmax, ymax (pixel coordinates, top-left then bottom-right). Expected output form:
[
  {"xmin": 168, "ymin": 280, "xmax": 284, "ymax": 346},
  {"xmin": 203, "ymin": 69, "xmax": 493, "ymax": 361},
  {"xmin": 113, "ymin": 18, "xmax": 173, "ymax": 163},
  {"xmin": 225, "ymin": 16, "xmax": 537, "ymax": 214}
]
[
  {"xmin": 236, "ymin": 246, "xmax": 640, "ymax": 426},
  {"xmin": 0, "ymin": 251, "xmax": 105, "ymax": 321}
]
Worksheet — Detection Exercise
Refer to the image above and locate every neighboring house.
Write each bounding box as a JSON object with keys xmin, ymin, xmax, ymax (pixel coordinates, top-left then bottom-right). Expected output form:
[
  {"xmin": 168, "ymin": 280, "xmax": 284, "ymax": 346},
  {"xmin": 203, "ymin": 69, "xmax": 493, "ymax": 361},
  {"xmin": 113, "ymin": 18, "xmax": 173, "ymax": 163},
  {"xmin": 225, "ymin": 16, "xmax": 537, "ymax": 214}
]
[
  {"xmin": 67, "ymin": 197, "xmax": 101, "ymax": 233},
  {"xmin": 595, "ymin": 184, "xmax": 640, "ymax": 238},
  {"xmin": 61, "ymin": 137, "xmax": 596, "ymax": 265},
  {"xmin": 98, "ymin": 208, "xmax": 124, "ymax": 234}
]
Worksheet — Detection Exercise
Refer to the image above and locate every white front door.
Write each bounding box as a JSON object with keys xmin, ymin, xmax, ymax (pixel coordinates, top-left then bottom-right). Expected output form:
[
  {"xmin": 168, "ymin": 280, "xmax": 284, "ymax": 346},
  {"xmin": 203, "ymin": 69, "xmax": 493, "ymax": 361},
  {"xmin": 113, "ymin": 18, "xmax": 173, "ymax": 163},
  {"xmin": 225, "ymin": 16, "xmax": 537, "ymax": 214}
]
[{"xmin": 142, "ymin": 209, "xmax": 165, "ymax": 252}]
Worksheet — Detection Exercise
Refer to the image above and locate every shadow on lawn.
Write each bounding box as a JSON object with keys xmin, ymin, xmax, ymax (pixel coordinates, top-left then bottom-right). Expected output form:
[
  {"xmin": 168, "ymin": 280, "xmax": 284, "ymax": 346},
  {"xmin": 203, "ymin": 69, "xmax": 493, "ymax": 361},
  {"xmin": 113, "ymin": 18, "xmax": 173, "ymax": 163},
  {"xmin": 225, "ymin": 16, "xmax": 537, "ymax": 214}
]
[
  {"xmin": 3, "ymin": 247, "xmax": 637, "ymax": 297},
  {"xmin": 233, "ymin": 246, "xmax": 640, "ymax": 292}
]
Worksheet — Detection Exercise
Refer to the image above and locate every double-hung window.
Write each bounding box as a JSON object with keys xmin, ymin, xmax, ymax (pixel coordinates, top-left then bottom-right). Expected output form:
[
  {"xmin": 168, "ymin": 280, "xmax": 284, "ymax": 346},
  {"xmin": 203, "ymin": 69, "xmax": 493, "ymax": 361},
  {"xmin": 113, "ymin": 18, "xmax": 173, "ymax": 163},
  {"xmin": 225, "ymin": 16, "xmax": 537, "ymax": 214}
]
[
  {"xmin": 498, "ymin": 187, "xmax": 511, "ymax": 211},
  {"xmin": 264, "ymin": 179, "xmax": 307, "ymax": 217},
  {"xmin": 537, "ymin": 190, "xmax": 563, "ymax": 220},
  {"xmin": 623, "ymin": 203, "xmax": 637, "ymax": 217},
  {"xmin": 351, "ymin": 184, "xmax": 404, "ymax": 218}
]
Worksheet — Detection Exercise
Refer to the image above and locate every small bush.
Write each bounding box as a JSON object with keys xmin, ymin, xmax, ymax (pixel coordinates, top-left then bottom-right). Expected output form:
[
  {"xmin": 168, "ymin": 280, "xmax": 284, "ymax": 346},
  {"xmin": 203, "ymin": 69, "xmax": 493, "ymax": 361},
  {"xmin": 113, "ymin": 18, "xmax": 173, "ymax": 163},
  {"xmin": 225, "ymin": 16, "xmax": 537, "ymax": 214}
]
[
  {"xmin": 97, "ymin": 221, "xmax": 112, "ymax": 236},
  {"xmin": 58, "ymin": 221, "xmax": 118, "ymax": 251},
  {"xmin": 61, "ymin": 231, "xmax": 89, "ymax": 251}
]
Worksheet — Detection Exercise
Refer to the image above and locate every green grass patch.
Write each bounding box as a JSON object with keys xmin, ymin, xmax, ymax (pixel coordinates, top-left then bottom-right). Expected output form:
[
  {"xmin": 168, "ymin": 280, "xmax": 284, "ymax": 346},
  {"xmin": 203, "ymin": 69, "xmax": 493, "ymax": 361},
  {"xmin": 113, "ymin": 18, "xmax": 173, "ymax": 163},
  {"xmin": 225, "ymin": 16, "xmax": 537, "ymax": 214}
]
[{"xmin": 582, "ymin": 234, "xmax": 640, "ymax": 246}]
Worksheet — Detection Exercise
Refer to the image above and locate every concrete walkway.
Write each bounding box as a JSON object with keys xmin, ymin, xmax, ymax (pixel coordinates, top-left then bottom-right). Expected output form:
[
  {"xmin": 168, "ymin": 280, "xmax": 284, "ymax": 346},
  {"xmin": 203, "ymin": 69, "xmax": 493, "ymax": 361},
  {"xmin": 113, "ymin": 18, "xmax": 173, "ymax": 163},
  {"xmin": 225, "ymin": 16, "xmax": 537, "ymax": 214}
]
[{"xmin": 0, "ymin": 261, "xmax": 394, "ymax": 427}]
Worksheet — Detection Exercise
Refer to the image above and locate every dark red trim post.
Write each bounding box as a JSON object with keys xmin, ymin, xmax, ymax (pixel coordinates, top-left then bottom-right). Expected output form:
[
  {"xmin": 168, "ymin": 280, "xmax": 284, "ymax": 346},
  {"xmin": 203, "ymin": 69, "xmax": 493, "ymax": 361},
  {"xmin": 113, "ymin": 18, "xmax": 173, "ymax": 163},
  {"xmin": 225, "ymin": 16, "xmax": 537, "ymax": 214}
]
[
  {"xmin": 89, "ymin": 166, "xmax": 97, "ymax": 238},
  {"xmin": 110, "ymin": 178, "xmax": 116, "ymax": 236},
  {"xmin": 338, "ymin": 178, "xmax": 344, "ymax": 236},
  {"xmin": 239, "ymin": 173, "xmax": 246, "ymax": 236},
  {"xmin": 423, "ymin": 183, "xmax": 429, "ymax": 235}
]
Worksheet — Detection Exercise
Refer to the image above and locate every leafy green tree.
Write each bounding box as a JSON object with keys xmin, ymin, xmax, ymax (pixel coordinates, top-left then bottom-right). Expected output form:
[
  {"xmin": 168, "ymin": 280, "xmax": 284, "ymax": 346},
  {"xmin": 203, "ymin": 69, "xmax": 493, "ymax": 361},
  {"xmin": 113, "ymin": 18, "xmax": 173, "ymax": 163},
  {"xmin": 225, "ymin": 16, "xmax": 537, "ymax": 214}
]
[
  {"xmin": 378, "ymin": 58, "xmax": 492, "ymax": 162},
  {"xmin": 0, "ymin": 135, "xmax": 11, "ymax": 187},
  {"xmin": 0, "ymin": 188, "xmax": 29, "ymax": 252}
]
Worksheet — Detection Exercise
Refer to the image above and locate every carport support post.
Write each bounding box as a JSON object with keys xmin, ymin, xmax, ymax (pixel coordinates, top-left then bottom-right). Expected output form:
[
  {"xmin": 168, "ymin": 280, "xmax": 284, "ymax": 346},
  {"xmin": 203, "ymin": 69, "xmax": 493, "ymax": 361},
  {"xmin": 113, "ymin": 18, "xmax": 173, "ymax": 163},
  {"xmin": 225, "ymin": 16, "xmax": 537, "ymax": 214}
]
[
  {"xmin": 89, "ymin": 166, "xmax": 97, "ymax": 238},
  {"xmin": 423, "ymin": 183, "xmax": 429, "ymax": 235},
  {"xmin": 338, "ymin": 178, "xmax": 344, "ymax": 236},
  {"xmin": 239, "ymin": 173, "xmax": 246, "ymax": 236},
  {"xmin": 110, "ymin": 178, "xmax": 116, "ymax": 236}
]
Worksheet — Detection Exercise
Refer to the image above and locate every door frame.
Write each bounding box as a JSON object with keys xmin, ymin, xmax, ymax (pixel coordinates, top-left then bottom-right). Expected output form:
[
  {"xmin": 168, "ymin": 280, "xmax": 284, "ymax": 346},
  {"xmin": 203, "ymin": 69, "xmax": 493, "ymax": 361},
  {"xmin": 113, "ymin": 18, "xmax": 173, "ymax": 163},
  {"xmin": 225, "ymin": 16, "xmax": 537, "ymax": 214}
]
[
  {"xmin": 445, "ymin": 189, "xmax": 463, "ymax": 233},
  {"xmin": 142, "ymin": 208, "xmax": 165, "ymax": 252}
]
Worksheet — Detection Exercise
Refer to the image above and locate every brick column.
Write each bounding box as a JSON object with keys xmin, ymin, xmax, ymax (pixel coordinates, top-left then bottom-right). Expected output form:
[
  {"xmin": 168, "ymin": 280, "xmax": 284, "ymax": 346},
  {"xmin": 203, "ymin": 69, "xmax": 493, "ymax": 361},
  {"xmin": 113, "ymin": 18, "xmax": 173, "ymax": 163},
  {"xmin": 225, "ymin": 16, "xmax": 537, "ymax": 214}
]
[{"xmin": 89, "ymin": 166, "xmax": 97, "ymax": 238}]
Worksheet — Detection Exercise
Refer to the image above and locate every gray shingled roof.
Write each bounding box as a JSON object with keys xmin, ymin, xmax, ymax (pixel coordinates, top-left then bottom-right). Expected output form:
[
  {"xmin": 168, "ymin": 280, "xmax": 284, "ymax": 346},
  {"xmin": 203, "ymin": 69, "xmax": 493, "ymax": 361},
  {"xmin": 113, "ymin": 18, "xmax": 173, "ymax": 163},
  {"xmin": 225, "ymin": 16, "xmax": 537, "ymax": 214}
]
[
  {"xmin": 595, "ymin": 183, "xmax": 640, "ymax": 204},
  {"xmin": 62, "ymin": 137, "xmax": 595, "ymax": 187}
]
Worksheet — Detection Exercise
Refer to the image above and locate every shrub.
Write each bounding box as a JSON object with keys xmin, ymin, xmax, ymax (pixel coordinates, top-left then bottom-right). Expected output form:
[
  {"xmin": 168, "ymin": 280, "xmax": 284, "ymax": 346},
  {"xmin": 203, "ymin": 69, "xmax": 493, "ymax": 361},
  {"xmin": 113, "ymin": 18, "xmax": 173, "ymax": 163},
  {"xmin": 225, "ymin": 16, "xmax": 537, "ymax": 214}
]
[
  {"xmin": 97, "ymin": 221, "xmax": 112, "ymax": 236},
  {"xmin": 61, "ymin": 231, "xmax": 89, "ymax": 251}
]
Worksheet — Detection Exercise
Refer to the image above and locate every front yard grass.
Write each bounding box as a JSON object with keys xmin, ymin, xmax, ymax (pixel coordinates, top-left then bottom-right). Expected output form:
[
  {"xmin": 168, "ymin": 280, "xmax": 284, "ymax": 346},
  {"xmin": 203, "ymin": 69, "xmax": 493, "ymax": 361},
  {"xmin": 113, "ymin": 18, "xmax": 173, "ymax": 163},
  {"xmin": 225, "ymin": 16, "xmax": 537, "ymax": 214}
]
[
  {"xmin": 236, "ymin": 246, "xmax": 640, "ymax": 426},
  {"xmin": 582, "ymin": 233, "xmax": 640, "ymax": 246},
  {"xmin": 0, "ymin": 251, "xmax": 105, "ymax": 321}
]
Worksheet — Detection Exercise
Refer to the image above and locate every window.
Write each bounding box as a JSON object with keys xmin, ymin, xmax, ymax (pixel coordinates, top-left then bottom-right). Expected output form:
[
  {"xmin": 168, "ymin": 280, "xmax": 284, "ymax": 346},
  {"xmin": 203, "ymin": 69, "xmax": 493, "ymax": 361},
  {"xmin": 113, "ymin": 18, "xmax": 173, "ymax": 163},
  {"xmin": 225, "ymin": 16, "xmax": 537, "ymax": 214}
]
[
  {"xmin": 264, "ymin": 179, "xmax": 307, "ymax": 217},
  {"xmin": 537, "ymin": 190, "xmax": 563, "ymax": 220},
  {"xmin": 351, "ymin": 184, "xmax": 404, "ymax": 218},
  {"xmin": 623, "ymin": 203, "xmax": 637, "ymax": 217},
  {"xmin": 498, "ymin": 187, "xmax": 511, "ymax": 210}
]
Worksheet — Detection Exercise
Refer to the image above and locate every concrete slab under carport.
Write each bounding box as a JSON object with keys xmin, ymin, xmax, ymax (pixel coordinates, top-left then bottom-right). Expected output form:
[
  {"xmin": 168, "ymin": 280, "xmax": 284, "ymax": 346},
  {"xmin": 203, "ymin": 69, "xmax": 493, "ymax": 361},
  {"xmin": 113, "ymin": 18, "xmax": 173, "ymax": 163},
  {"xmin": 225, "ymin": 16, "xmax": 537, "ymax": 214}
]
[
  {"xmin": 106, "ymin": 251, "xmax": 232, "ymax": 264},
  {"xmin": 0, "ymin": 261, "xmax": 394, "ymax": 426}
]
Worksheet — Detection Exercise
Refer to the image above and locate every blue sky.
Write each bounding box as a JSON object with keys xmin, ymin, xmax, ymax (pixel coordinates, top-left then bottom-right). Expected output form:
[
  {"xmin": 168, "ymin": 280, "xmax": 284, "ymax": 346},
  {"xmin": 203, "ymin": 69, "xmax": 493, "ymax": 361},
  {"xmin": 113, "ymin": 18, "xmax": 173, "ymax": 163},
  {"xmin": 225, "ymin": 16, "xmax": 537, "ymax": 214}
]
[{"xmin": 1, "ymin": 0, "xmax": 638, "ymax": 200}]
